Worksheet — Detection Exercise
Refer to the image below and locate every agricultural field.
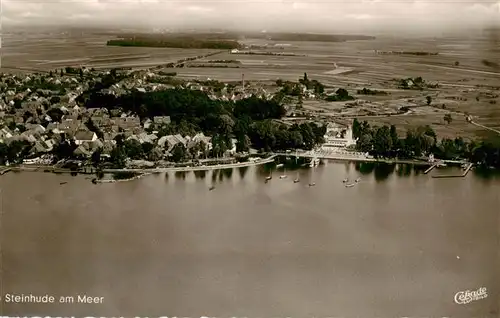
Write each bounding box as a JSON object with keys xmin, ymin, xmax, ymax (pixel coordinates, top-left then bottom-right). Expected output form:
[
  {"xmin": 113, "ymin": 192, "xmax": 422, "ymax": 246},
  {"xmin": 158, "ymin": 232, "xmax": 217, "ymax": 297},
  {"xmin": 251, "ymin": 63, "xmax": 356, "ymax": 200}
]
[{"xmin": 1, "ymin": 30, "xmax": 499, "ymax": 139}]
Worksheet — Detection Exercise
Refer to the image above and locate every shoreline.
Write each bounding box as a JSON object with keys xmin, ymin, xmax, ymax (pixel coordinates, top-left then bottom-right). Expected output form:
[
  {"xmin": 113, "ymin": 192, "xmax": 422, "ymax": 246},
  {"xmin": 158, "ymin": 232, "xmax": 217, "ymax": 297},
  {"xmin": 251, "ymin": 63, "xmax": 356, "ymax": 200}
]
[
  {"xmin": 2, "ymin": 153, "xmax": 464, "ymax": 180},
  {"xmin": 101, "ymin": 155, "xmax": 278, "ymax": 173}
]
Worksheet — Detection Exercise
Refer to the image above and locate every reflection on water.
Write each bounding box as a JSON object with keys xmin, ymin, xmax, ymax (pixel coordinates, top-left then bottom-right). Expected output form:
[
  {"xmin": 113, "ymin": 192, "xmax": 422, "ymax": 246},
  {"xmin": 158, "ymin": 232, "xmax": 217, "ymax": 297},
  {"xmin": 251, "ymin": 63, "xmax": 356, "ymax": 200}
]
[
  {"xmin": 238, "ymin": 166, "xmax": 248, "ymax": 179},
  {"xmin": 193, "ymin": 170, "xmax": 206, "ymax": 179},
  {"xmin": 473, "ymin": 166, "xmax": 500, "ymax": 181},
  {"xmin": 355, "ymin": 162, "xmax": 375, "ymax": 175},
  {"xmin": 211, "ymin": 169, "xmax": 219, "ymax": 182},
  {"xmin": 396, "ymin": 163, "xmax": 413, "ymax": 177},
  {"xmin": 175, "ymin": 171, "xmax": 186, "ymax": 179},
  {"xmin": 373, "ymin": 163, "xmax": 396, "ymax": 182},
  {"xmin": 222, "ymin": 168, "xmax": 233, "ymax": 179}
]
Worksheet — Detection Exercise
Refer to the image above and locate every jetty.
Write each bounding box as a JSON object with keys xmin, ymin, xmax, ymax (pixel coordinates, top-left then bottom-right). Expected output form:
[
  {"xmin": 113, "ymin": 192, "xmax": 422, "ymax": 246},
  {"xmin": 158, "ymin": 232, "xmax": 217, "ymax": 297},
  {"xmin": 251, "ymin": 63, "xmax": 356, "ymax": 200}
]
[
  {"xmin": 432, "ymin": 163, "xmax": 473, "ymax": 178},
  {"xmin": 424, "ymin": 161, "xmax": 443, "ymax": 174}
]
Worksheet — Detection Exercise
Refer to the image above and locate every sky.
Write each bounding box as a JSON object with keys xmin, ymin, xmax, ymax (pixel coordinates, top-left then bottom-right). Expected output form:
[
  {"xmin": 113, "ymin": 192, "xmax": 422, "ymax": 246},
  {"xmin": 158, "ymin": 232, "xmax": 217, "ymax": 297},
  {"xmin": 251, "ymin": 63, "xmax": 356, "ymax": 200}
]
[{"xmin": 3, "ymin": 0, "xmax": 500, "ymax": 34}]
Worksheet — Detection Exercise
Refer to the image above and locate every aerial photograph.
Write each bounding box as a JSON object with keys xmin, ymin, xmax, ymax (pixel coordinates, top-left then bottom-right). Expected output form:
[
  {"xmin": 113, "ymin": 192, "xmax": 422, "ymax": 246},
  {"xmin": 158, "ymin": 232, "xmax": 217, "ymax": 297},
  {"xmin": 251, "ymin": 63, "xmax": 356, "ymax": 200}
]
[{"xmin": 0, "ymin": 0, "xmax": 499, "ymax": 317}]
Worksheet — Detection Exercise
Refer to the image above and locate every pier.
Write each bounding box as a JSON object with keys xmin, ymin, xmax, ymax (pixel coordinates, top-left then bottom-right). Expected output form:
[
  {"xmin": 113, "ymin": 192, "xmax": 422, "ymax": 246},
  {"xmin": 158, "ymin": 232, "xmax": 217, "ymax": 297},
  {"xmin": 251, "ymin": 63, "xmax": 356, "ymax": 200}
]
[
  {"xmin": 424, "ymin": 164, "xmax": 437, "ymax": 174},
  {"xmin": 432, "ymin": 163, "xmax": 473, "ymax": 178}
]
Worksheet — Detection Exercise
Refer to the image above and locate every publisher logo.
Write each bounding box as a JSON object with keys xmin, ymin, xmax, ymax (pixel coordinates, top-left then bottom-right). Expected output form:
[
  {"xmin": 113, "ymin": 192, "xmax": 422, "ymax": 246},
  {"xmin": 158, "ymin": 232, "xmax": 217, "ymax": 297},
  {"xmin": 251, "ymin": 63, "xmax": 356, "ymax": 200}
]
[{"xmin": 454, "ymin": 287, "xmax": 488, "ymax": 304}]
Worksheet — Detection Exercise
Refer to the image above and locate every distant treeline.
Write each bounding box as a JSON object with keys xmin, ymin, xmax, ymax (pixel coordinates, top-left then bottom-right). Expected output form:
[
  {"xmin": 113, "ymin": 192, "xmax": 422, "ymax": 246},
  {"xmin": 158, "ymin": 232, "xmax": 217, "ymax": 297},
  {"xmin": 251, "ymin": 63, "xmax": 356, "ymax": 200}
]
[
  {"xmin": 185, "ymin": 64, "xmax": 240, "ymax": 68},
  {"xmin": 377, "ymin": 51, "xmax": 439, "ymax": 56},
  {"xmin": 206, "ymin": 60, "xmax": 241, "ymax": 64},
  {"xmin": 482, "ymin": 59, "xmax": 499, "ymax": 68},
  {"xmin": 357, "ymin": 88, "xmax": 388, "ymax": 96},
  {"xmin": 107, "ymin": 37, "xmax": 241, "ymax": 49}
]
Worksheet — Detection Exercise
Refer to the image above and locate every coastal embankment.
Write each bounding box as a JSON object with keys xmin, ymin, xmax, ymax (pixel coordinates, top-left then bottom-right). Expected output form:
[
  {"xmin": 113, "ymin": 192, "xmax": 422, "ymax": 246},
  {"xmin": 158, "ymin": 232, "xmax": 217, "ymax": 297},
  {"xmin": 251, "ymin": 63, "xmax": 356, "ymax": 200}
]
[{"xmin": 101, "ymin": 155, "xmax": 278, "ymax": 174}]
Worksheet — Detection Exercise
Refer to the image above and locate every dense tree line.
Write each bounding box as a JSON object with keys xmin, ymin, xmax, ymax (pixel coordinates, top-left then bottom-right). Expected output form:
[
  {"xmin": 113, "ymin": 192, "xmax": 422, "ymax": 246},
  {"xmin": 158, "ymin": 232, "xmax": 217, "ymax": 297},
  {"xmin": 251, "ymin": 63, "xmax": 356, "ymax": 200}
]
[
  {"xmin": 352, "ymin": 118, "xmax": 500, "ymax": 168},
  {"xmin": 325, "ymin": 88, "xmax": 355, "ymax": 101},
  {"xmin": 76, "ymin": 87, "xmax": 326, "ymax": 161}
]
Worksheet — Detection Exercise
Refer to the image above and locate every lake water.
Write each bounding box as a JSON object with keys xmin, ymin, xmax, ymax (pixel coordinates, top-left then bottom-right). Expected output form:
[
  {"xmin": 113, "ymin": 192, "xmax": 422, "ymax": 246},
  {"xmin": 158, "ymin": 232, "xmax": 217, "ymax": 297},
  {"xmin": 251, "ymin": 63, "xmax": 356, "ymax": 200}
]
[{"xmin": 1, "ymin": 162, "xmax": 499, "ymax": 317}]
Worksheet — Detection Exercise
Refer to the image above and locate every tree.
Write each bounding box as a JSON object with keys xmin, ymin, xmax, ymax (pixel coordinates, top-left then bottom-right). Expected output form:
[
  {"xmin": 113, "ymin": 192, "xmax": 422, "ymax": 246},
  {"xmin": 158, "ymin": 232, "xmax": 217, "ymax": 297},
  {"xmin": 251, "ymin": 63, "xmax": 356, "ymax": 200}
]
[
  {"xmin": 123, "ymin": 139, "xmax": 143, "ymax": 159},
  {"xmin": 426, "ymin": 96, "xmax": 432, "ymax": 105},
  {"xmin": 91, "ymin": 148, "xmax": 102, "ymax": 167},
  {"xmin": 373, "ymin": 126, "xmax": 393, "ymax": 158},
  {"xmin": 389, "ymin": 125, "xmax": 399, "ymax": 154},
  {"xmin": 444, "ymin": 114, "xmax": 453, "ymax": 124},
  {"xmin": 236, "ymin": 134, "xmax": 251, "ymax": 152},
  {"xmin": 352, "ymin": 119, "xmax": 361, "ymax": 139},
  {"xmin": 110, "ymin": 147, "xmax": 126, "ymax": 168},
  {"xmin": 23, "ymin": 111, "xmax": 33, "ymax": 122},
  {"xmin": 336, "ymin": 88, "xmax": 349, "ymax": 99},
  {"xmin": 47, "ymin": 108, "xmax": 64, "ymax": 122},
  {"xmin": 171, "ymin": 143, "xmax": 186, "ymax": 162}
]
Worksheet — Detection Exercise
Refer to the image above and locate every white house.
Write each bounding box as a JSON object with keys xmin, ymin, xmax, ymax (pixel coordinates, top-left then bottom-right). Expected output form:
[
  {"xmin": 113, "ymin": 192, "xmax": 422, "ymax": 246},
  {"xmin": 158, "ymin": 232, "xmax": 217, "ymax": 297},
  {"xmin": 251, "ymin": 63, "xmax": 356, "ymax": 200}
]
[{"xmin": 74, "ymin": 131, "xmax": 98, "ymax": 145}]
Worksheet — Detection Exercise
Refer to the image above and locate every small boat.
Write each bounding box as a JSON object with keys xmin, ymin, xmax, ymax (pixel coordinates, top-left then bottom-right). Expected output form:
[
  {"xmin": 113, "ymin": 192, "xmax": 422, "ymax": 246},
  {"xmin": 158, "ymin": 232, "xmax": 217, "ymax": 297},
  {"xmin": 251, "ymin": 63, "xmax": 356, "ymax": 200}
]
[
  {"xmin": 280, "ymin": 167, "xmax": 288, "ymax": 179},
  {"xmin": 266, "ymin": 175, "xmax": 272, "ymax": 181},
  {"xmin": 91, "ymin": 178, "xmax": 98, "ymax": 184},
  {"xmin": 276, "ymin": 163, "xmax": 284, "ymax": 168},
  {"xmin": 355, "ymin": 178, "xmax": 361, "ymax": 183},
  {"xmin": 293, "ymin": 172, "xmax": 300, "ymax": 183},
  {"xmin": 345, "ymin": 183, "xmax": 355, "ymax": 188},
  {"xmin": 308, "ymin": 182, "xmax": 316, "ymax": 187},
  {"xmin": 209, "ymin": 185, "xmax": 216, "ymax": 191},
  {"xmin": 342, "ymin": 178, "xmax": 348, "ymax": 183},
  {"xmin": 59, "ymin": 181, "xmax": 68, "ymax": 185}
]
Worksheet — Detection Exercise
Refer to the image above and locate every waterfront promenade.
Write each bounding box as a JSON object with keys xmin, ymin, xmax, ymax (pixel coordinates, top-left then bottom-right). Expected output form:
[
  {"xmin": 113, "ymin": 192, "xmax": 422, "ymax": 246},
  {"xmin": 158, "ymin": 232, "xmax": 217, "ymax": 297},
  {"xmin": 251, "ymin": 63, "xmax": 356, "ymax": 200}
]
[{"xmin": 101, "ymin": 155, "xmax": 278, "ymax": 173}]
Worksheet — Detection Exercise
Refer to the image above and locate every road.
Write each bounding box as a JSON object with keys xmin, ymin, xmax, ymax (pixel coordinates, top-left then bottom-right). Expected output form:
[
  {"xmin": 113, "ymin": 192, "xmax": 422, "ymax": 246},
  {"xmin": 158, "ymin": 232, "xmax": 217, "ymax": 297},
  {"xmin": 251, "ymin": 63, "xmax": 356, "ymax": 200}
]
[{"xmin": 470, "ymin": 121, "xmax": 500, "ymax": 135}]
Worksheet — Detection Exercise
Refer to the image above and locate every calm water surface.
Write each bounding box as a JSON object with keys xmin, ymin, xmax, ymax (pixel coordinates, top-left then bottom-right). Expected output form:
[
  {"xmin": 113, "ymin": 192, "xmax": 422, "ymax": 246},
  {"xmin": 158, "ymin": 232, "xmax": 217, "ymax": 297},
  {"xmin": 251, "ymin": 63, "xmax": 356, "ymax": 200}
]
[{"xmin": 1, "ymin": 162, "xmax": 499, "ymax": 317}]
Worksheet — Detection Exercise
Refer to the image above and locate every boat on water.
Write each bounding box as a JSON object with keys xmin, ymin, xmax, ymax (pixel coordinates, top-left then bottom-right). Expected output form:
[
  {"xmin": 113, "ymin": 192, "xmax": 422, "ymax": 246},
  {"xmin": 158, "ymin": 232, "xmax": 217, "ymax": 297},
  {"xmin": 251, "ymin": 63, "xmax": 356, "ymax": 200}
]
[
  {"xmin": 293, "ymin": 172, "xmax": 300, "ymax": 183},
  {"xmin": 355, "ymin": 177, "xmax": 361, "ymax": 183},
  {"xmin": 280, "ymin": 167, "xmax": 288, "ymax": 179},
  {"xmin": 342, "ymin": 178, "xmax": 348, "ymax": 183},
  {"xmin": 276, "ymin": 163, "xmax": 284, "ymax": 168},
  {"xmin": 345, "ymin": 183, "xmax": 355, "ymax": 188},
  {"xmin": 265, "ymin": 172, "xmax": 272, "ymax": 182},
  {"xmin": 59, "ymin": 182, "xmax": 68, "ymax": 185},
  {"xmin": 209, "ymin": 185, "xmax": 216, "ymax": 191},
  {"xmin": 308, "ymin": 182, "xmax": 316, "ymax": 187}
]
